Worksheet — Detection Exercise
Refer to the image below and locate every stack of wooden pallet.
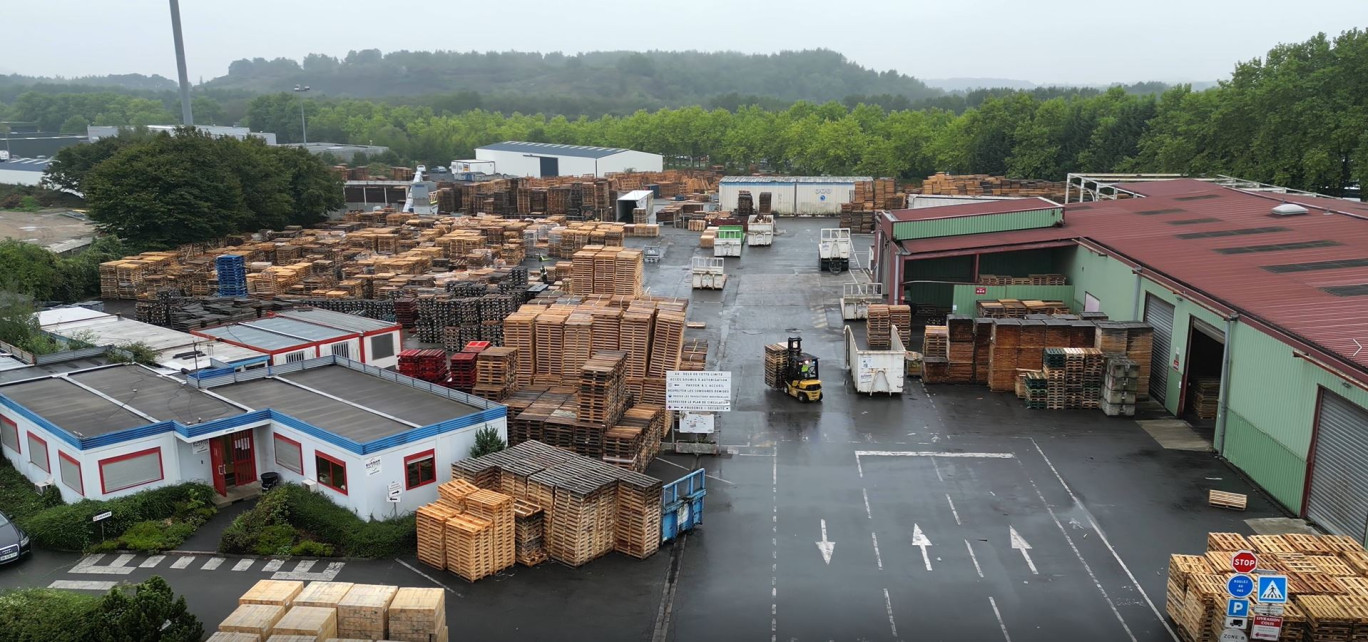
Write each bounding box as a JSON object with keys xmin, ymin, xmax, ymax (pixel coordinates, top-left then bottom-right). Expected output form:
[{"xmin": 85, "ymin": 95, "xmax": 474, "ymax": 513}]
[
  {"xmin": 764, "ymin": 343, "xmax": 788, "ymax": 389},
  {"xmin": 472, "ymin": 346, "xmax": 519, "ymax": 401},
  {"xmin": 1190, "ymin": 377, "xmax": 1220, "ymax": 420},
  {"xmin": 416, "ymin": 503, "xmax": 462, "ymax": 569},
  {"xmin": 465, "ymin": 489, "xmax": 516, "ymax": 574},
  {"xmin": 444, "ymin": 513, "xmax": 497, "ymax": 581},
  {"xmin": 579, "ymin": 351, "xmax": 629, "ymax": 426},
  {"xmin": 648, "ymin": 312, "xmax": 686, "ymax": 378},
  {"xmin": 890, "ymin": 305, "xmax": 912, "ymax": 347},
  {"xmin": 272, "ymin": 605, "xmax": 337, "ymax": 641},
  {"xmin": 945, "ymin": 315, "xmax": 975, "ymax": 383},
  {"xmin": 915, "ymin": 172, "xmax": 1066, "ymax": 201},
  {"xmin": 239, "ymin": 580, "xmax": 304, "ymax": 607},
  {"xmin": 337, "ymin": 584, "xmax": 398, "ymax": 640},
  {"xmin": 387, "ymin": 588, "xmax": 447, "ymax": 642},
  {"xmin": 513, "ymin": 498, "xmax": 548, "ymax": 566},
  {"xmin": 217, "ymin": 604, "xmax": 286, "ymax": 640},
  {"xmin": 1102, "ymin": 356, "xmax": 1139, "ymax": 417},
  {"xmin": 292, "ymin": 581, "xmax": 353, "ymax": 610},
  {"xmin": 868, "ymin": 304, "xmax": 892, "ymax": 350},
  {"xmin": 973, "ymin": 319, "xmax": 994, "ymax": 384}
]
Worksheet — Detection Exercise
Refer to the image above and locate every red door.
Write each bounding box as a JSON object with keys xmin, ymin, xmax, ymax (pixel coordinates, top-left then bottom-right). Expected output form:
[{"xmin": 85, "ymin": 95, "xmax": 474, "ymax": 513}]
[
  {"xmin": 232, "ymin": 430, "xmax": 257, "ymax": 485},
  {"xmin": 209, "ymin": 438, "xmax": 227, "ymax": 496}
]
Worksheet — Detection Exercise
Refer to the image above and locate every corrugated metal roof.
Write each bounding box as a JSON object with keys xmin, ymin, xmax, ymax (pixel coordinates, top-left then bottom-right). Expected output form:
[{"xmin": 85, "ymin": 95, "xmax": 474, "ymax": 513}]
[
  {"xmin": 273, "ymin": 308, "xmax": 398, "ymax": 335},
  {"xmin": 476, "ymin": 141, "xmax": 630, "ymax": 159},
  {"xmin": 886, "ymin": 197, "xmax": 1060, "ymax": 221},
  {"xmin": 194, "ymin": 324, "xmax": 313, "ymax": 352},
  {"xmin": 897, "ymin": 179, "xmax": 1368, "ymax": 375},
  {"xmin": 242, "ymin": 318, "xmax": 352, "ymax": 342},
  {"xmin": 721, "ymin": 176, "xmax": 873, "ymax": 184}
]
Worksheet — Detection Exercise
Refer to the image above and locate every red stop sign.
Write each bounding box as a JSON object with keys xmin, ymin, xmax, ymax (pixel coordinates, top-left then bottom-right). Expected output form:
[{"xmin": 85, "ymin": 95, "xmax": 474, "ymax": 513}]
[{"xmin": 1232, "ymin": 550, "xmax": 1258, "ymax": 574}]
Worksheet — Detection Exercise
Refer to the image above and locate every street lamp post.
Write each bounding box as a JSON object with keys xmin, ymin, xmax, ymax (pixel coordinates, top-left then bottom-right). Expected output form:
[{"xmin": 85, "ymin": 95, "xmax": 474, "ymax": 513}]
[{"xmin": 293, "ymin": 85, "xmax": 310, "ymax": 144}]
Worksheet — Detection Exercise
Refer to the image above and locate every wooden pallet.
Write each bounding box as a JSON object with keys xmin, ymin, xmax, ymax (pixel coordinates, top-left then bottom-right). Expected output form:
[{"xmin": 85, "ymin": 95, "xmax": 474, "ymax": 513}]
[
  {"xmin": 336, "ymin": 584, "xmax": 397, "ymax": 640},
  {"xmin": 1206, "ymin": 532, "xmax": 1251, "ymax": 553},
  {"xmin": 1249, "ymin": 534, "xmax": 1298, "ymax": 554},
  {"xmin": 272, "ymin": 605, "xmax": 337, "ymax": 641},
  {"xmin": 416, "ymin": 503, "xmax": 462, "ymax": 569},
  {"xmin": 1207, "ymin": 490, "xmax": 1247, "ymax": 511},
  {"xmin": 218, "ymin": 604, "xmax": 286, "ymax": 639},
  {"xmin": 292, "ymin": 581, "xmax": 354, "ymax": 609},
  {"xmin": 387, "ymin": 587, "xmax": 446, "ymax": 642},
  {"xmin": 239, "ymin": 580, "xmax": 304, "ymax": 607}
]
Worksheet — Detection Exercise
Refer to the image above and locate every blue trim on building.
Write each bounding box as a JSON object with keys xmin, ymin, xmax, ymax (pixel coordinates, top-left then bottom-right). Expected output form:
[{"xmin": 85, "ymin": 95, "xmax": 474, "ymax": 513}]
[{"xmin": 0, "ymin": 392, "xmax": 504, "ymax": 456}]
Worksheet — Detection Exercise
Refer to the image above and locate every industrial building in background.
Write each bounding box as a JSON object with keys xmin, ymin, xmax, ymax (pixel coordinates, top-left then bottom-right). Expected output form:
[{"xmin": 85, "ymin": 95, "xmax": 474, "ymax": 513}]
[
  {"xmin": 719, "ymin": 176, "xmax": 872, "ymax": 215},
  {"xmin": 474, "ymin": 141, "xmax": 663, "ymax": 178},
  {"xmin": 873, "ymin": 178, "xmax": 1368, "ymax": 540},
  {"xmin": 87, "ymin": 125, "xmax": 277, "ymax": 145}
]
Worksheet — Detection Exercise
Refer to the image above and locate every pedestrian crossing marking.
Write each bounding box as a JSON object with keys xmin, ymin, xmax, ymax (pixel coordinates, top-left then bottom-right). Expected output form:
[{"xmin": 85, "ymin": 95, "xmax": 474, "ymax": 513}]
[
  {"xmin": 140, "ymin": 556, "xmax": 165, "ymax": 568},
  {"xmin": 263, "ymin": 559, "xmax": 284, "ymax": 572},
  {"xmin": 201, "ymin": 557, "xmax": 224, "ymax": 571},
  {"xmin": 232, "ymin": 559, "xmax": 253, "ymax": 571},
  {"xmin": 170, "ymin": 556, "xmax": 194, "ymax": 569}
]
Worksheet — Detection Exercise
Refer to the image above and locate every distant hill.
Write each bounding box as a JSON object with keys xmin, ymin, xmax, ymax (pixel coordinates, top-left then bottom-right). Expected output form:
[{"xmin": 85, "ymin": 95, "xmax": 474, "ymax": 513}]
[
  {"xmin": 0, "ymin": 73, "xmax": 177, "ymax": 92},
  {"xmin": 204, "ymin": 49, "xmax": 942, "ymax": 106},
  {"xmin": 925, "ymin": 77, "xmax": 1038, "ymax": 92}
]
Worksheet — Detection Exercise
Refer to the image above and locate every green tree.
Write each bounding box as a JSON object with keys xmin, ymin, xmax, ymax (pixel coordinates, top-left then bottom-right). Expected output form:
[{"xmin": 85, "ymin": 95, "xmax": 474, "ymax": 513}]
[
  {"xmin": 44, "ymin": 129, "xmax": 151, "ymax": 194},
  {"xmin": 94, "ymin": 576, "xmax": 202, "ymax": 642},
  {"xmin": 470, "ymin": 426, "xmax": 506, "ymax": 458},
  {"xmin": 0, "ymin": 240, "xmax": 63, "ymax": 301}
]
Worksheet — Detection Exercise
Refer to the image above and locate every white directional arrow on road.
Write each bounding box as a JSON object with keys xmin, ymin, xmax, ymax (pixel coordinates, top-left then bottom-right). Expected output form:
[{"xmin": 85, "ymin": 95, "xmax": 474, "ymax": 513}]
[
  {"xmin": 816, "ymin": 519, "xmax": 835, "ymax": 564},
  {"xmin": 1010, "ymin": 526, "xmax": 1038, "ymax": 575},
  {"xmin": 912, "ymin": 523, "xmax": 933, "ymax": 571}
]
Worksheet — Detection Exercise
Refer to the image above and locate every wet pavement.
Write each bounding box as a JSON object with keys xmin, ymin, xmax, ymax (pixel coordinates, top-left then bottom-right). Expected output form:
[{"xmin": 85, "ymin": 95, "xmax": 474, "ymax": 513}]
[{"xmin": 15, "ymin": 218, "xmax": 1288, "ymax": 641}]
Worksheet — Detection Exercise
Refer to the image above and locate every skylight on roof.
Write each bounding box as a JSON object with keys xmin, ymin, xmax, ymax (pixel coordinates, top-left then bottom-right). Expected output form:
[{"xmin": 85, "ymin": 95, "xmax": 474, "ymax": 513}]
[
  {"xmin": 1215, "ymin": 240, "xmax": 1339, "ymax": 255},
  {"xmin": 1263, "ymin": 258, "xmax": 1368, "ymax": 274},
  {"xmin": 1177, "ymin": 226, "xmax": 1289, "ymax": 240},
  {"xmin": 1321, "ymin": 284, "xmax": 1368, "ymax": 297}
]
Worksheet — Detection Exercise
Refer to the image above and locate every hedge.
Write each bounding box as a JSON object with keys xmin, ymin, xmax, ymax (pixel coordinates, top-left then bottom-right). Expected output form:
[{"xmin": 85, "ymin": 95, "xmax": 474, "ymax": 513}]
[
  {"xmin": 0, "ymin": 456, "xmax": 56, "ymax": 522},
  {"xmin": 19, "ymin": 482, "xmax": 216, "ymax": 552},
  {"xmin": 220, "ymin": 484, "xmax": 414, "ymax": 558},
  {"xmin": 0, "ymin": 577, "xmax": 202, "ymax": 642},
  {"xmin": 0, "ymin": 587, "xmax": 100, "ymax": 642}
]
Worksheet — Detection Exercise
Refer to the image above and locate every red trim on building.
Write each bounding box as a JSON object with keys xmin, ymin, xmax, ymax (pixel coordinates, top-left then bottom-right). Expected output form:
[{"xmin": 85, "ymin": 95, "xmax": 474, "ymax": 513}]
[
  {"xmin": 26, "ymin": 431, "xmax": 48, "ymax": 473},
  {"xmin": 272, "ymin": 433, "xmax": 303, "ymax": 474},
  {"xmin": 58, "ymin": 450, "xmax": 83, "ymax": 496},
  {"xmin": 314, "ymin": 449, "xmax": 348, "ymax": 495},
  {"xmin": 404, "ymin": 448, "xmax": 436, "ymax": 490},
  {"xmin": 98, "ymin": 447, "xmax": 164, "ymax": 495}
]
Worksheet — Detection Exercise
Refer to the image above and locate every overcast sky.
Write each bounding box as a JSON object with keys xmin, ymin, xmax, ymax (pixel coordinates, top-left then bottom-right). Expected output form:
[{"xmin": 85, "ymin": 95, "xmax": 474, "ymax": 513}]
[{"xmin": 5, "ymin": 0, "xmax": 1362, "ymax": 85}]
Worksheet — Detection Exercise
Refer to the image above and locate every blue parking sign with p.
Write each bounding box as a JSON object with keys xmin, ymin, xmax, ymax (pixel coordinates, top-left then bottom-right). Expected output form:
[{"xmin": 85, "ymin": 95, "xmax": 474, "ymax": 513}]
[
  {"xmin": 1227, "ymin": 599, "xmax": 1249, "ymax": 618},
  {"xmin": 1257, "ymin": 575, "xmax": 1289, "ymax": 604}
]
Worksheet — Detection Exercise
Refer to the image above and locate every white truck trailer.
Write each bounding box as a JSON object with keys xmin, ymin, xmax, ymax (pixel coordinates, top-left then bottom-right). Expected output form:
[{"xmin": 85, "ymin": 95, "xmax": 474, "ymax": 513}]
[
  {"xmin": 818, "ymin": 228, "xmax": 852, "ymax": 273},
  {"xmin": 691, "ymin": 257, "xmax": 727, "ymax": 290},
  {"xmin": 844, "ymin": 323, "xmax": 906, "ymax": 395},
  {"xmin": 746, "ymin": 214, "xmax": 775, "ymax": 246}
]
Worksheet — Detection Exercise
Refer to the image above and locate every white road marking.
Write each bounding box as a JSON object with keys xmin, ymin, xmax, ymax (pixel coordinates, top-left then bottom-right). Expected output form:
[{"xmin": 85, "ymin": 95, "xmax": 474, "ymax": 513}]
[
  {"xmin": 816, "ymin": 519, "xmax": 835, "ymax": 565},
  {"xmin": 48, "ymin": 580, "xmax": 118, "ymax": 591},
  {"xmin": 232, "ymin": 559, "xmax": 254, "ymax": 571},
  {"xmin": 855, "ymin": 450, "xmax": 1015, "ymax": 459},
  {"xmin": 111, "ymin": 554, "xmax": 134, "ymax": 567},
  {"xmin": 294, "ymin": 560, "xmax": 316, "ymax": 573},
  {"xmin": 140, "ymin": 555, "xmax": 165, "ymax": 568},
  {"xmin": 1030, "ymin": 438, "xmax": 1177, "ymax": 641},
  {"xmin": 912, "ymin": 523, "xmax": 933, "ymax": 571},
  {"xmin": 263, "ymin": 559, "xmax": 284, "ymax": 572},
  {"xmin": 965, "ymin": 540, "xmax": 984, "ymax": 578},
  {"xmin": 396, "ymin": 558, "xmax": 462, "ymax": 597},
  {"xmin": 883, "ymin": 588, "xmax": 898, "ymax": 638},
  {"xmin": 71, "ymin": 553, "xmax": 136, "ymax": 575},
  {"xmin": 862, "ymin": 488, "xmax": 872, "ymax": 519},
  {"xmin": 201, "ymin": 557, "xmax": 224, "ymax": 571},
  {"xmin": 871, "ymin": 532, "xmax": 883, "ymax": 570},
  {"xmin": 989, "ymin": 596, "xmax": 1012, "ymax": 641},
  {"xmin": 931, "ymin": 457, "xmax": 945, "ymax": 482},
  {"xmin": 946, "ymin": 494, "xmax": 960, "ymax": 525},
  {"xmin": 1009, "ymin": 526, "xmax": 1038, "ymax": 575},
  {"xmin": 170, "ymin": 556, "xmax": 194, "ymax": 569},
  {"xmin": 1021, "ymin": 465, "xmax": 1137, "ymax": 641}
]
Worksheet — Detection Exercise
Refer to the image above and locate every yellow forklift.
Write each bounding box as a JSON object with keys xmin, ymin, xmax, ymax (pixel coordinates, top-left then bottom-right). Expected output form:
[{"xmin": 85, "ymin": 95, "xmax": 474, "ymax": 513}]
[{"xmin": 781, "ymin": 336, "xmax": 822, "ymax": 402}]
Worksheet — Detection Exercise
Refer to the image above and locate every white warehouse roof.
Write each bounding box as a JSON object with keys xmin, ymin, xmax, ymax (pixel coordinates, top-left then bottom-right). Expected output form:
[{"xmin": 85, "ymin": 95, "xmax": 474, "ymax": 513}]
[
  {"xmin": 37, "ymin": 309, "xmax": 266, "ymax": 372},
  {"xmin": 476, "ymin": 141, "xmax": 638, "ymax": 159}
]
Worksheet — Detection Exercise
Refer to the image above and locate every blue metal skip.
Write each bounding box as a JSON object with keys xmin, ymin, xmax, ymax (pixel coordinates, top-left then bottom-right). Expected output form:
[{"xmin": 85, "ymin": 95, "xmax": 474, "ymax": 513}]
[{"xmin": 662, "ymin": 468, "xmax": 707, "ymax": 542}]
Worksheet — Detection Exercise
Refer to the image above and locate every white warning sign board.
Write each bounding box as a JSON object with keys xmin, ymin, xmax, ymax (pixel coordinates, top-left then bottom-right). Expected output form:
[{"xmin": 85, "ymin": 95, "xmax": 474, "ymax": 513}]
[{"xmin": 666, "ymin": 371, "xmax": 732, "ymax": 412}]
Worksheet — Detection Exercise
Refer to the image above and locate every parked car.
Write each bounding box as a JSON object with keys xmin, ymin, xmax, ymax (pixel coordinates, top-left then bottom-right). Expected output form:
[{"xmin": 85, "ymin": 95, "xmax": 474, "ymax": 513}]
[{"xmin": 0, "ymin": 510, "xmax": 31, "ymax": 565}]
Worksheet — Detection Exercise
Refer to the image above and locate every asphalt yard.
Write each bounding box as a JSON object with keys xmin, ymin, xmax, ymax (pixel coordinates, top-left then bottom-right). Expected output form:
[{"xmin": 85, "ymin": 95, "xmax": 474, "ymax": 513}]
[{"xmin": 8, "ymin": 217, "xmax": 1291, "ymax": 641}]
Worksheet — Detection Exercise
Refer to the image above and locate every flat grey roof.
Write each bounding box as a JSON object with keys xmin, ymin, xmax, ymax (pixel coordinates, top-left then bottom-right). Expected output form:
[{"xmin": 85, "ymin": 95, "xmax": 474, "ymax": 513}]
[
  {"xmin": 196, "ymin": 324, "xmax": 311, "ymax": 352},
  {"xmin": 244, "ymin": 318, "xmax": 352, "ymax": 343},
  {"xmin": 70, "ymin": 366, "xmax": 242, "ymax": 426},
  {"xmin": 279, "ymin": 366, "xmax": 481, "ymax": 426},
  {"xmin": 0, "ymin": 357, "xmax": 110, "ymax": 384},
  {"xmin": 213, "ymin": 377, "xmax": 411, "ymax": 442},
  {"xmin": 477, "ymin": 141, "xmax": 630, "ymax": 159},
  {"xmin": 0, "ymin": 376, "xmax": 150, "ymax": 438},
  {"xmin": 274, "ymin": 308, "xmax": 397, "ymax": 334}
]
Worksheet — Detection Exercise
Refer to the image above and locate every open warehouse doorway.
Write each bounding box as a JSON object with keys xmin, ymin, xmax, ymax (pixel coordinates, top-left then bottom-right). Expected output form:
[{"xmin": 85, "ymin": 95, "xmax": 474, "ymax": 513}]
[{"xmin": 1181, "ymin": 317, "xmax": 1225, "ymax": 429}]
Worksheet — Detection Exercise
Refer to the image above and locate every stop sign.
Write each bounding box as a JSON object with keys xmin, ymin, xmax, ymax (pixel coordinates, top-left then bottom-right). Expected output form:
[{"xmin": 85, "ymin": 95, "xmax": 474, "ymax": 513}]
[{"xmin": 1232, "ymin": 550, "xmax": 1259, "ymax": 574}]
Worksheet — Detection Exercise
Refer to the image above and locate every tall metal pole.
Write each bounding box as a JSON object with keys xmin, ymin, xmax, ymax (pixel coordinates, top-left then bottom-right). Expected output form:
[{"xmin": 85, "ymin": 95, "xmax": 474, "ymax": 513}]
[
  {"xmin": 169, "ymin": 0, "xmax": 194, "ymax": 126},
  {"xmin": 294, "ymin": 85, "xmax": 310, "ymax": 144}
]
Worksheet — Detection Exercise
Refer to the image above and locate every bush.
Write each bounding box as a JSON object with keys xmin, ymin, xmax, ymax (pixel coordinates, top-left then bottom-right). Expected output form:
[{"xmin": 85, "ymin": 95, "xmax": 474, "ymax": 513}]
[
  {"xmin": 18, "ymin": 482, "xmax": 216, "ymax": 552},
  {"xmin": 470, "ymin": 425, "xmax": 506, "ymax": 458},
  {"xmin": 0, "ymin": 457, "xmax": 53, "ymax": 523},
  {"xmin": 0, "ymin": 587, "xmax": 100, "ymax": 642},
  {"xmin": 219, "ymin": 485, "xmax": 414, "ymax": 558},
  {"xmin": 91, "ymin": 519, "xmax": 198, "ymax": 554}
]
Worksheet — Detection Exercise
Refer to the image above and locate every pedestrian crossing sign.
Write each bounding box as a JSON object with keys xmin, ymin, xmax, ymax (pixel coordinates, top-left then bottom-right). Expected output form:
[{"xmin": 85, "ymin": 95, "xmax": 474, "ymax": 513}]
[{"xmin": 1257, "ymin": 575, "xmax": 1288, "ymax": 604}]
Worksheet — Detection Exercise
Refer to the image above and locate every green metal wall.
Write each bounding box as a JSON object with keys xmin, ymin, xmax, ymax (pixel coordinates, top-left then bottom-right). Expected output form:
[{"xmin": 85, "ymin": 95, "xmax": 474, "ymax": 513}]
[
  {"xmin": 892, "ymin": 208, "xmax": 1064, "ymax": 240},
  {"xmin": 904, "ymin": 256, "xmax": 974, "ymax": 307},
  {"xmin": 951, "ymin": 285, "xmax": 1075, "ymax": 317},
  {"xmin": 977, "ymin": 248, "xmax": 1059, "ymax": 276},
  {"xmin": 1064, "ymin": 244, "xmax": 1368, "ymax": 513}
]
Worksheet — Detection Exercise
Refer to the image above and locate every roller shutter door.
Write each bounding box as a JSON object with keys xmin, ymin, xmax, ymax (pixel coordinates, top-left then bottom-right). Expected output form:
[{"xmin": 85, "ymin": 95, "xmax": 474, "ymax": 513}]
[
  {"xmin": 1144, "ymin": 294, "xmax": 1175, "ymax": 404},
  {"xmin": 1307, "ymin": 391, "xmax": 1368, "ymax": 543}
]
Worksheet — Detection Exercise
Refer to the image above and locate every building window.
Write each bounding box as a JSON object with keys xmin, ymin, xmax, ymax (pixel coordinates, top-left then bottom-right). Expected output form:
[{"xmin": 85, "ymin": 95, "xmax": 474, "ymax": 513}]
[
  {"xmin": 330, "ymin": 342, "xmax": 351, "ymax": 359},
  {"xmin": 99, "ymin": 447, "xmax": 164, "ymax": 494},
  {"xmin": 0, "ymin": 416, "xmax": 18, "ymax": 454},
  {"xmin": 59, "ymin": 451, "xmax": 82, "ymax": 495},
  {"xmin": 315, "ymin": 451, "xmax": 347, "ymax": 494},
  {"xmin": 284, "ymin": 351, "xmax": 308, "ymax": 364},
  {"xmin": 274, "ymin": 434, "xmax": 303, "ymax": 474},
  {"xmin": 370, "ymin": 334, "xmax": 395, "ymax": 359},
  {"xmin": 26, "ymin": 432, "xmax": 49, "ymax": 473},
  {"xmin": 405, "ymin": 449, "xmax": 436, "ymax": 490}
]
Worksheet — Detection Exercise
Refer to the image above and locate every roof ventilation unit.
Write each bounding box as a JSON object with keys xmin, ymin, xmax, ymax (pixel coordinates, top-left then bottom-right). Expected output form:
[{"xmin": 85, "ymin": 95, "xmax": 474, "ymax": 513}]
[{"xmin": 1271, "ymin": 203, "xmax": 1309, "ymax": 217}]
